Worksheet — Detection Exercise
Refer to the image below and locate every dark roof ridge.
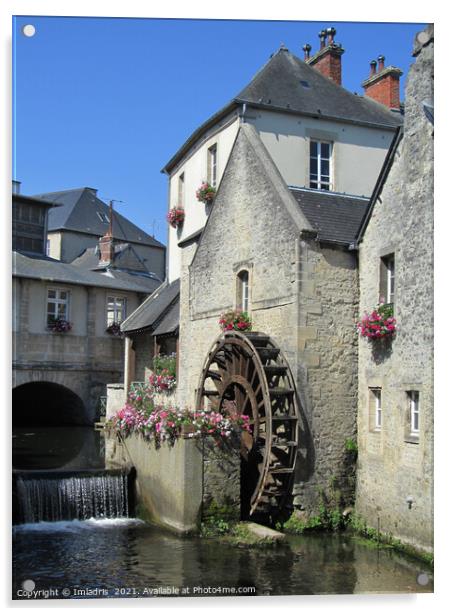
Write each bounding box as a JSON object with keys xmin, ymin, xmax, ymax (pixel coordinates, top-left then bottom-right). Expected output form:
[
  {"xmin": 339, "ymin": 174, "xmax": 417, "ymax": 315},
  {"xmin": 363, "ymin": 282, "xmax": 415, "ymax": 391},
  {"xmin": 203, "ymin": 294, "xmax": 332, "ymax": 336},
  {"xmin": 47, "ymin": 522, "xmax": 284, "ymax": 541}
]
[{"xmin": 288, "ymin": 185, "xmax": 369, "ymax": 201}]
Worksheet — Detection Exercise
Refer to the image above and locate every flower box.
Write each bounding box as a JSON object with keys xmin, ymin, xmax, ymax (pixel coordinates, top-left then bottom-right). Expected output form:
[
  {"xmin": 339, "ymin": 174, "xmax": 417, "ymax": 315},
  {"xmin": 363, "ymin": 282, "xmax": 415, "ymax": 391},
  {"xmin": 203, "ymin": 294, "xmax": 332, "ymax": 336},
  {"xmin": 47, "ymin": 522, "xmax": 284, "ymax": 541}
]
[
  {"xmin": 196, "ymin": 182, "xmax": 216, "ymax": 205},
  {"xmin": 106, "ymin": 322, "xmax": 122, "ymax": 336},
  {"xmin": 219, "ymin": 309, "xmax": 252, "ymax": 332},
  {"xmin": 167, "ymin": 207, "xmax": 185, "ymax": 228},
  {"xmin": 357, "ymin": 302, "xmax": 396, "ymax": 340},
  {"xmin": 47, "ymin": 318, "xmax": 72, "ymax": 333}
]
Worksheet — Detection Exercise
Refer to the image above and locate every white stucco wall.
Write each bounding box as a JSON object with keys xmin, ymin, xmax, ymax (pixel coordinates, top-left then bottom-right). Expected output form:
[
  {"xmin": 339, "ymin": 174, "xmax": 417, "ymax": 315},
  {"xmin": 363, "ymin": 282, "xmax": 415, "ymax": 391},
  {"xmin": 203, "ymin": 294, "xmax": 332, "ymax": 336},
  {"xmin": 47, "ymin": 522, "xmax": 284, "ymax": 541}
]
[
  {"xmin": 47, "ymin": 231, "xmax": 62, "ymax": 260},
  {"xmin": 167, "ymin": 117, "xmax": 240, "ymax": 282},
  {"xmin": 249, "ymin": 110, "xmax": 395, "ymax": 197}
]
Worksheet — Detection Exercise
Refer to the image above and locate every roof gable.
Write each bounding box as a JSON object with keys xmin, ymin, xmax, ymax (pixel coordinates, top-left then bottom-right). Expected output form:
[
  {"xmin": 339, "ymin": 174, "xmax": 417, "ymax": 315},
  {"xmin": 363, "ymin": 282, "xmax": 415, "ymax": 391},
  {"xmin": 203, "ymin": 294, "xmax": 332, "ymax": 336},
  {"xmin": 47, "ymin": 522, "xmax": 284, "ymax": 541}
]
[{"xmin": 34, "ymin": 187, "xmax": 164, "ymax": 249}]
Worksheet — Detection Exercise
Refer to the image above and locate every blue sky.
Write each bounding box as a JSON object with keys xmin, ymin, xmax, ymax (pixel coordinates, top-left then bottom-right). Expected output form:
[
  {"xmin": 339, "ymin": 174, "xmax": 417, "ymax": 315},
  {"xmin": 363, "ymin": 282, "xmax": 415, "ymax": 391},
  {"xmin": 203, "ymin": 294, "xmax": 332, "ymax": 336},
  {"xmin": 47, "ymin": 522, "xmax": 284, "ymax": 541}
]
[{"xmin": 13, "ymin": 17, "xmax": 425, "ymax": 245}]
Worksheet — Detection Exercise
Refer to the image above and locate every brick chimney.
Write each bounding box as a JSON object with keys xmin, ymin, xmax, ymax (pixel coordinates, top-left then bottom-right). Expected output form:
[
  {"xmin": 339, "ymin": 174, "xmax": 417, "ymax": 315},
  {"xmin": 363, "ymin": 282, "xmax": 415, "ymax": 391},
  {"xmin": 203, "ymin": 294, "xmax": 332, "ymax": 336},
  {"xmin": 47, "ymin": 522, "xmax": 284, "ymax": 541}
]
[
  {"xmin": 98, "ymin": 232, "xmax": 114, "ymax": 266},
  {"xmin": 362, "ymin": 55, "xmax": 403, "ymax": 110},
  {"xmin": 305, "ymin": 27, "xmax": 345, "ymax": 86}
]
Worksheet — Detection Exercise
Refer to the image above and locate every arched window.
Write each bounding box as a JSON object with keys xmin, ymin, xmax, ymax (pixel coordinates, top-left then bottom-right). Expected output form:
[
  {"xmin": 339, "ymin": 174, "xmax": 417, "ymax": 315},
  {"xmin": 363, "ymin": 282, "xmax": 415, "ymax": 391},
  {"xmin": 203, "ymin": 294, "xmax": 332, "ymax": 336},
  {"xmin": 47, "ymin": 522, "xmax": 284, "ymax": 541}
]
[{"xmin": 237, "ymin": 270, "xmax": 249, "ymax": 313}]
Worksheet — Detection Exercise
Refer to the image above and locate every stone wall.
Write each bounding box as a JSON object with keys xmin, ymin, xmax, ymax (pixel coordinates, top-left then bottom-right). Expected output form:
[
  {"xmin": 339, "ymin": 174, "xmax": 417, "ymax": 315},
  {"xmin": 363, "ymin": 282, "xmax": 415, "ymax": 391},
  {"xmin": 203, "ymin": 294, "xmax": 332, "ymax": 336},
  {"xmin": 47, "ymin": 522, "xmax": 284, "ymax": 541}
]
[
  {"xmin": 106, "ymin": 433, "xmax": 240, "ymax": 533},
  {"xmin": 295, "ymin": 238, "xmax": 359, "ymax": 510},
  {"xmin": 355, "ymin": 27, "xmax": 434, "ymax": 553}
]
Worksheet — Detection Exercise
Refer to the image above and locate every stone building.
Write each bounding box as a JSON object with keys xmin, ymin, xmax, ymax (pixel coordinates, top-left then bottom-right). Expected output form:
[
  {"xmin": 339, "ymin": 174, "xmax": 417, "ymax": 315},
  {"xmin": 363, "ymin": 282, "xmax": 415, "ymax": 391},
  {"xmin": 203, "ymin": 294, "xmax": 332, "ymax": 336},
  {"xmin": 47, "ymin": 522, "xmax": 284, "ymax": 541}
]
[
  {"xmin": 354, "ymin": 26, "xmax": 434, "ymax": 553},
  {"xmin": 119, "ymin": 26, "xmax": 433, "ymax": 548},
  {"xmin": 118, "ymin": 26, "xmax": 410, "ymax": 522},
  {"xmin": 12, "ymin": 184, "xmax": 162, "ymax": 425}
]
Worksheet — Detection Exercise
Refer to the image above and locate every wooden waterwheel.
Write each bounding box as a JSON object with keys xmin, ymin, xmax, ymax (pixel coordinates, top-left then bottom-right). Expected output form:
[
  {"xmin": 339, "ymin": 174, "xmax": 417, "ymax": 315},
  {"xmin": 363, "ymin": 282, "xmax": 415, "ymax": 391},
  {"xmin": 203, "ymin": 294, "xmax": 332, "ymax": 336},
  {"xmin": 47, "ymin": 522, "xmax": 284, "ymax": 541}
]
[{"xmin": 196, "ymin": 331, "xmax": 299, "ymax": 518}]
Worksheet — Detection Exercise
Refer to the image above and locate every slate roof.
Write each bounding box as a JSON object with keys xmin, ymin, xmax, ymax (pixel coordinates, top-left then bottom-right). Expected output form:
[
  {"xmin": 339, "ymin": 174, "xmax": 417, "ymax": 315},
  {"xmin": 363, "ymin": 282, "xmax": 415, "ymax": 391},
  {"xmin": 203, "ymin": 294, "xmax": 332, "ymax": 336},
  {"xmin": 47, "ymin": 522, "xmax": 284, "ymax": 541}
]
[
  {"xmin": 163, "ymin": 46, "xmax": 403, "ymax": 173},
  {"xmin": 33, "ymin": 187, "xmax": 164, "ymax": 249},
  {"xmin": 71, "ymin": 244, "xmax": 162, "ymax": 281},
  {"xmin": 152, "ymin": 297, "xmax": 180, "ymax": 336},
  {"xmin": 289, "ymin": 187, "xmax": 369, "ymax": 246},
  {"xmin": 121, "ymin": 279, "xmax": 180, "ymax": 334},
  {"xmin": 13, "ymin": 251, "xmax": 160, "ymax": 294},
  {"xmin": 236, "ymin": 48, "xmax": 403, "ymax": 128}
]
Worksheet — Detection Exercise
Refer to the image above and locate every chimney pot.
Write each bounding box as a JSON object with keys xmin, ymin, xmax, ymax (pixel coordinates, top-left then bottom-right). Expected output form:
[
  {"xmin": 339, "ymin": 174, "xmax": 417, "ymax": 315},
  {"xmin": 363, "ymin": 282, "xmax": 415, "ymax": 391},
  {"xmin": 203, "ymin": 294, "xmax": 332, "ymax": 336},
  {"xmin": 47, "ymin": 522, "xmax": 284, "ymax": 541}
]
[
  {"xmin": 326, "ymin": 26, "xmax": 336, "ymax": 44},
  {"xmin": 303, "ymin": 43, "xmax": 312, "ymax": 60},
  {"xmin": 319, "ymin": 30, "xmax": 327, "ymax": 49},
  {"xmin": 362, "ymin": 56, "xmax": 402, "ymax": 110}
]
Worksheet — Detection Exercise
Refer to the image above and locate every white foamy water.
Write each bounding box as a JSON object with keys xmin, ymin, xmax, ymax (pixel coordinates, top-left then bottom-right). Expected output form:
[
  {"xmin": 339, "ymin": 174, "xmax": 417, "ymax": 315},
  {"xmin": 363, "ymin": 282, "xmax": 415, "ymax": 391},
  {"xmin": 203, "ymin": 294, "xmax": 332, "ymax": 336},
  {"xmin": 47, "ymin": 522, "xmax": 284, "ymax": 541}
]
[{"xmin": 13, "ymin": 517, "xmax": 145, "ymax": 533}]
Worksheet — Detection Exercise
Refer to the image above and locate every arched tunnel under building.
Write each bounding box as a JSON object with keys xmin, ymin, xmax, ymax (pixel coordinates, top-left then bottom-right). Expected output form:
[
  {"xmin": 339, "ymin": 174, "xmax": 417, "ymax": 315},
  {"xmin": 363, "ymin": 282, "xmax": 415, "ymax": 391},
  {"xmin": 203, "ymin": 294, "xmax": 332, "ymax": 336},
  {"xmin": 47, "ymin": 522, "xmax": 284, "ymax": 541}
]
[
  {"xmin": 12, "ymin": 382, "xmax": 99, "ymax": 470},
  {"xmin": 13, "ymin": 381, "xmax": 89, "ymax": 427}
]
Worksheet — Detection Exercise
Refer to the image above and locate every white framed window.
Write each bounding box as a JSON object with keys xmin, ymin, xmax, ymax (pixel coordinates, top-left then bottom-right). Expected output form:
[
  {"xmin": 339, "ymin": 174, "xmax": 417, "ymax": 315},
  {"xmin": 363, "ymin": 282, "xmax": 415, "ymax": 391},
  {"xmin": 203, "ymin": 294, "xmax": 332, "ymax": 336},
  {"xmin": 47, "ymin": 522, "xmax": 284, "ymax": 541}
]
[
  {"xmin": 237, "ymin": 270, "xmax": 250, "ymax": 313},
  {"xmin": 310, "ymin": 140, "xmax": 332, "ymax": 191},
  {"xmin": 47, "ymin": 288, "xmax": 69, "ymax": 325},
  {"xmin": 369, "ymin": 388, "xmax": 382, "ymax": 431},
  {"xmin": 207, "ymin": 144, "xmax": 218, "ymax": 187},
  {"xmin": 408, "ymin": 391, "xmax": 420, "ymax": 434},
  {"xmin": 380, "ymin": 254, "xmax": 395, "ymax": 305},
  {"xmin": 107, "ymin": 296, "xmax": 126, "ymax": 326},
  {"xmin": 178, "ymin": 172, "xmax": 185, "ymax": 208}
]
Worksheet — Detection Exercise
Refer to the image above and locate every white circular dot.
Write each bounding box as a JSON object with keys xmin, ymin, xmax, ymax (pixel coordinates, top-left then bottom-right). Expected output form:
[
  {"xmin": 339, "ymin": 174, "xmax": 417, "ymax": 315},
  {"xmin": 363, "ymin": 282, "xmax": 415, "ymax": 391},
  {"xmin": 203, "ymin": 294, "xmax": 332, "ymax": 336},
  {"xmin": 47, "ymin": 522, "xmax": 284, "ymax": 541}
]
[
  {"xmin": 22, "ymin": 579, "xmax": 35, "ymax": 591},
  {"xmin": 417, "ymin": 572, "xmax": 429, "ymax": 586},
  {"xmin": 22, "ymin": 25, "xmax": 36, "ymax": 37}
]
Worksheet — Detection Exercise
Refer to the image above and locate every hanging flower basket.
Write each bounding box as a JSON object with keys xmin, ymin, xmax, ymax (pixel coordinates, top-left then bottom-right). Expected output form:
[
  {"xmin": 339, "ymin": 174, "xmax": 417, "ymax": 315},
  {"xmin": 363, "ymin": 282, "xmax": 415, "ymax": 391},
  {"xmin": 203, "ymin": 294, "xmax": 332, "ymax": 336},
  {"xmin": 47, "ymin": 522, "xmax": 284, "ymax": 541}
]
[
  {"xmin": 357, "ymin": 303, "xmax": 396, "ymax": 340},
  {"xmin": 106, "ymin": 322, "xmax": 122, "ymax": 336},
  {"xmin": 167, "ymin": 207, "xmax": 185, "ymax": 228},
  {"xmin": 219, "ymin": 309, "xmax": 252, "ymax": 332},
  {"xmin": 196, "ymin": 182, "xmax": 216, "ymax": 204},
  {"xmin": 47, "ymin": 318, "xmax": 72, "ymax": 333}
]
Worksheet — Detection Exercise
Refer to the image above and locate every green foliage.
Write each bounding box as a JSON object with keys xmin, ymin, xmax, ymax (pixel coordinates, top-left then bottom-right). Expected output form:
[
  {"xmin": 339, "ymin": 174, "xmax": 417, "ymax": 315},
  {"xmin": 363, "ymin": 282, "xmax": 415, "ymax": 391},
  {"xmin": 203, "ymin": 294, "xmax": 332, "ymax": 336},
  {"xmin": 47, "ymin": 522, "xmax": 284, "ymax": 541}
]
[
  {"xmin": 200, "ymin": 500, "xmax": 236, "ymax": 537},
  {"xmin": 348, "ymin": 513, "xmax": 434, "ymax": 566},
  {"xmin": 152, "ymin": 353, "xmax": 177, "ymax": 378},
  {"xmin": 345, "ymin": 438, "xmax": 358, "ymax": 455}
]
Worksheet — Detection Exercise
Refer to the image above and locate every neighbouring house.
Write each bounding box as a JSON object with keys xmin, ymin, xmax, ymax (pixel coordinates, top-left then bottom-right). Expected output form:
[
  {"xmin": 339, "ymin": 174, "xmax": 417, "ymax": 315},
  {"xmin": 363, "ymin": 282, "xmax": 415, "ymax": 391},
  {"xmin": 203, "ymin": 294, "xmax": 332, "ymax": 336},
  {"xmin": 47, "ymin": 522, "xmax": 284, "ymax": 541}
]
[
  {"xmin": 113, "ymin": 25, "xmax": 433, "ymax": 551},
  {"xmin": 12, "ymin": 183, "xmax": 163, "ymax": 426},
  {"xmin": 354, "ymin": 25, "xmax": 434, "ymax": 553},
  {"xmin": 120, "ymin": 278, "xmax": 180, "ymax": 394},
  {"xmin": 32, "ymin": 185, "xmax": 166, "ymax": 280}
]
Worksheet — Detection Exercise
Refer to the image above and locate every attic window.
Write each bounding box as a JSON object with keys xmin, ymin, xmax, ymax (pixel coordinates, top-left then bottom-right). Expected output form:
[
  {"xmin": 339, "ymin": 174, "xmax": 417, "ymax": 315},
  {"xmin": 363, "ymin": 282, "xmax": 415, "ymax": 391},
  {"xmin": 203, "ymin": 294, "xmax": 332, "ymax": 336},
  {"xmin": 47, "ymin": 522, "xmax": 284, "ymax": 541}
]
[
  {"xmin": 300, "ymin": 80, "xmax": 310, "ymax": 88},
  {"xmin": 97, "ymin": 211, "xmax": 109, "ymax": 223}
]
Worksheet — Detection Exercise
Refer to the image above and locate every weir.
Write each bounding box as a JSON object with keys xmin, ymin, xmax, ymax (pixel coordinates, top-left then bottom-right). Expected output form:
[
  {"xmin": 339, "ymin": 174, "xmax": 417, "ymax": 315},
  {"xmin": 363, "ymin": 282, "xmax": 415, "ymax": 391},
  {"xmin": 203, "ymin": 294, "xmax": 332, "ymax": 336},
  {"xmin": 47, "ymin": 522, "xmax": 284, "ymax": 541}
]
[{"xmin": 13, "ymin": 470, "xmax": 133, "ymax": 524}]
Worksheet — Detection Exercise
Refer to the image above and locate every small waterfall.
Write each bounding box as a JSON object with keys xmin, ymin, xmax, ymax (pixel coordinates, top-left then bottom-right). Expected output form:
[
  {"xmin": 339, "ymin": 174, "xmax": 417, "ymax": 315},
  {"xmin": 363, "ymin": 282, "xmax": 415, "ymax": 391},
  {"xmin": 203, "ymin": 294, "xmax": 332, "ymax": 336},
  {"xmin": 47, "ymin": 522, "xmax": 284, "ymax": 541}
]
[{"xmin": 15, "ymin": 473, "xmax": 129, "ymax": 523}]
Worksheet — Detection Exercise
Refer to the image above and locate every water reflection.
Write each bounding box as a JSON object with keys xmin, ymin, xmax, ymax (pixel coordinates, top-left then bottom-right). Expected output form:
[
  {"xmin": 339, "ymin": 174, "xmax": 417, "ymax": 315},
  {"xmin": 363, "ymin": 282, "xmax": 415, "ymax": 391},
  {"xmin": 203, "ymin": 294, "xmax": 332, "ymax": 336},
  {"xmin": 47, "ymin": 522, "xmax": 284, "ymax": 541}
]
[
  {"xmin": 12, "ymin": 427, "xmax": 105, "ymax": 470},
  {"xmin": 12, "ymin": 521, "xmax": 433, "ymax": 598}
]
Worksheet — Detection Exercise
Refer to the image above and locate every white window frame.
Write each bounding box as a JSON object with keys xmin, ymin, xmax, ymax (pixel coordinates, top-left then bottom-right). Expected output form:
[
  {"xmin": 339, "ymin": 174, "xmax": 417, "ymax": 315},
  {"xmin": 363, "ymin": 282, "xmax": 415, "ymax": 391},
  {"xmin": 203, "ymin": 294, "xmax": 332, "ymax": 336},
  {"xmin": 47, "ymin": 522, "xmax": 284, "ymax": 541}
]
[
  {"xmin": 208, "ymin": 144, "xmax": 218, "ymax": 188},
  {"xmin": 369, "ymin": 388, "xmax": 382, "ymax": 431},
  {"xmin": 310, "ymin": 140, "xmax": 333, "ymax": 191},
  {"xmin": 409, "ymin": 391, "xmax": 420, "ymax": 434},
  {"xmin": 107, "ymin": 296, "xmax": 126, "ymax": 326},
  {"xmin": 384, "ymin": 255, "xmax": 395, "ymax": 304},
  {"xmin": 47, "ymin": 288, "xmax": 69, "ymax": 324},
  {"xmin": 237, "ymin": 270, "xmax": 249, "ymax": 313},
  {"xmin": 178, "ymin": 172, "xmax": 185, "ymax": 208}
]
